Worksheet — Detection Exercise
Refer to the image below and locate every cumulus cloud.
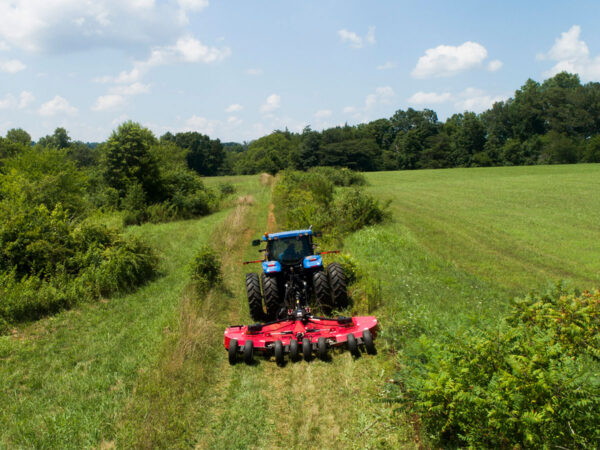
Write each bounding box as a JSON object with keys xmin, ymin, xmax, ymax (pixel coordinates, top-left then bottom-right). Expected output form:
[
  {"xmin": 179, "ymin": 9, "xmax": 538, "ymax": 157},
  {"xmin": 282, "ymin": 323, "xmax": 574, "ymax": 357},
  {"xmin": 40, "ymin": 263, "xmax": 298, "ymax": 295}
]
[
  {"xmin": 96, "ymin": 35, "xmax": 230, "ymax": 84},
  {"xmin": 92, "ymin": 94, "xmax": 126, "ymax": 111},
  {"xmin": 487, "ymin": 59, "xmax": 503, "ymax": 72},
  {"xmin": 407, "ymin": 88, "xmax": 507, "ymax": 112},
  {"xmin": 0, "ymin": 59, "xmax": 26, "ymax": 73},
  {"xmin": 538, "ymin": 25, "xmax": 600, "ymax": 81},
  {"xmin": 18, "ymin": 91, "xmax": 34, "ymax": 108},
  {"xmin": 314, "ymin": 109, "xmax": 332, "ymax": 119},
  {"xmin": 344, "ymin": 86, "xmax": 395, "ymax": 122},
  {"xmin": 225, "ymin": 103, "xmax": 243, "ymax": 113},
  {"xmin": 376, "ymin": 61, "xmax": 396, "ymax": 70},
  {"xmin": 408, "ymin": 91, "xmax": 453, "ymax": 105},
  {"xmin": 338, "ymin": 26, "xmax": 376, "ymax": 49},
  {"xmin": 184, "ymin": 115, "xmax": 219, "ymax": 135},
  {"xmin": 38, "ymin": 96, "xmax": 78, "ymax": 116},
  {"xmin": 0, "ymin": 94, "xmax": 15, "ymax": 110},
  {"xmin": 109, "ymin": 82, "xmax": 150, "ymax": 96},
  {"xmin": 0, "ymin": 0, "xmax": 210, "ymax": 53},
  {"xmin": 0, "ymin": 41, "xmax": 9, "ymax": 51},
  {"xmin": 260, "ymin": 94, "xmax": 281, "ymax": 114},
  {"xmin": 412, "ymin": 41, "xmax": 489, "ymax": 78}
]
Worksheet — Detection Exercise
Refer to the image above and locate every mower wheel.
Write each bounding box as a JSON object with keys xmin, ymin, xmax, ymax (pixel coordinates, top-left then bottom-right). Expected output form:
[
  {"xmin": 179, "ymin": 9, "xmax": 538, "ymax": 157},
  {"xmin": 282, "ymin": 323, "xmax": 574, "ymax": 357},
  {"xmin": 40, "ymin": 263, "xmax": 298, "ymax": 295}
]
[
  {"xmin": 289, "ymin": 339, "xmax": 299, "ymax": 362},
  {"xmin": 347, "ymin": 333, "xmax": 359, "ymax": 357},
  {"xmin": 246, "ymin": 273, "xmax": 264, "ymax": 322},
  {"xmin": 327, "ymin": 262, "xmax": 348, "ymax": 308},
  {"xmin": 274, "ymin": 340, "xmax": 284, "ymax": 366},
  {"xmin": 302, "ymin": 338, "xmax": 312, "ymax": 361},
  {"xmin": 317, "ymin": 337, "xmax": 327, "ymax": 361},
  {"xmin": 262, "ymin": 274, "xmax": 281, "ymax": 321},
  {"xmin": 363, "ymin": 329, "xmax": 376, "ymax": 355},
  {"xmin": 244, "ymin": 340, "xmax": 254, "ymax": 365},
  {"xmin": 313, "ymin": 271, "xmax": 333, "ymax": 313},
  {"xmin": 228, "ymin": 339, "xmax": 238, "ymax": 365}
]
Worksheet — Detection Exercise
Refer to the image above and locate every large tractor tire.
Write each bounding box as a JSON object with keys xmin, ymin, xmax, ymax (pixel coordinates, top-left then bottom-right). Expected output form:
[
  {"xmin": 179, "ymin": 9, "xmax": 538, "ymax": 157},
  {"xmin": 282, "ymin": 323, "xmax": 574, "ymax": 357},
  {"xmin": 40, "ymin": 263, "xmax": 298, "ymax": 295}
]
[
  {"xmin": 246, "ymin": 273, "xmax": 264, "ymax": 322},
  {"xmin": 313, "ymin": 270, "xmax": 333, "ymax": 313},
  {"xmin": 261, "ymin": 273, "xmax": 281, "ymax": 320},
  {"xmin": 327, "ymin": 262, "xmax": 348, "ymax": 308}
]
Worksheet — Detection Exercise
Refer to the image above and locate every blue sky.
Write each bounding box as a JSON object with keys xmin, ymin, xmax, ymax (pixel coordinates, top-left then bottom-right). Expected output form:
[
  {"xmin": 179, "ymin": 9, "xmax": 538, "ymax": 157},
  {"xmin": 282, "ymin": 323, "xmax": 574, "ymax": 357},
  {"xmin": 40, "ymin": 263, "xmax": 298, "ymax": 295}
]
[{"xmin": 1, "ymin": 0, "xmax": 600, "ymax": 143}]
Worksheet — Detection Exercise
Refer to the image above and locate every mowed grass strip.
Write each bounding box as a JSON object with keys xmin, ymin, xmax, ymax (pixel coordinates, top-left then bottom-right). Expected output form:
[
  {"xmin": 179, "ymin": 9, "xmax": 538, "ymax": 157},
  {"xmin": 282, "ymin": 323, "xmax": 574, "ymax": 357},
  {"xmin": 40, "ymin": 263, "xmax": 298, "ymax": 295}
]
[
  {"xmin": 365, "ymin": 164, "xmax": 600, "ymax": 293},
  {"xmin": 0, "ymin": 211, "xmax": 229, "ymax": 448}
]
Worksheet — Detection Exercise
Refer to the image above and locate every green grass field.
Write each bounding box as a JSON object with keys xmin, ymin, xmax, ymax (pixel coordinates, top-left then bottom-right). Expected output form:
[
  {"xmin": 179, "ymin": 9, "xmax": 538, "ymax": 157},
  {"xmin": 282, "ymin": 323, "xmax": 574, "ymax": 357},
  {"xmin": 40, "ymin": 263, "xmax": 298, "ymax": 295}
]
[{"xmin": 1, "ymin": 165, "xmax": 599, "ymax": 448}]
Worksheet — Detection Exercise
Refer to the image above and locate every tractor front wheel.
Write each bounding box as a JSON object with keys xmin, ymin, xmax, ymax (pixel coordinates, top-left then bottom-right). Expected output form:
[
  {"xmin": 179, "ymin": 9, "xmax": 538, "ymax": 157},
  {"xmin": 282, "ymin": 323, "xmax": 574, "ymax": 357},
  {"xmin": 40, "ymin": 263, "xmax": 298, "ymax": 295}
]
[{"xmin": 246, "ymin": 273, "xmax": 264, "ymax": 322}]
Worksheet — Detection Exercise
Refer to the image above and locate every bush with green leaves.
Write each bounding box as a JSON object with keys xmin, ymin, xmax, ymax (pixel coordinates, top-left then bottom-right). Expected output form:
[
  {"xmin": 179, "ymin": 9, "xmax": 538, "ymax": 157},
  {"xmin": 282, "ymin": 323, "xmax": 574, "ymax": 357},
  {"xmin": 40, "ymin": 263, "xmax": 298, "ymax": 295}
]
[
  {"xmin": 273, "ymin": 168, "xmax": 387, "ymax": 237},
  {"xmin": 396, "ymin": 287, "xmax": 600, "ymax": 448},
  {"xmin": 190, "ymin": 245, "xmax": 222, "ymax": 294}
]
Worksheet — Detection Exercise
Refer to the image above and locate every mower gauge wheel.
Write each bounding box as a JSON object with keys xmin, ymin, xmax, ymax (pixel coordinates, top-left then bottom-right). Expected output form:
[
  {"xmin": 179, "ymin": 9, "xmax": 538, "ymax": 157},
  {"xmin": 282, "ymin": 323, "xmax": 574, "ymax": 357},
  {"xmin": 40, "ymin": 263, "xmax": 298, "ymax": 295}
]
[
  {"xmin": 363, "ymin": 329, "xmax": 376, "ymax": 355},
  {"xmin": 317, "ymin": 337, "xmax": 328, "ymax": 361},
  {"xmin": 289, "ymin": 339, "xmax": 299, "ymax": 361},
  {"xmin": 228, "ymin": 339, "xmax": 238, "ymax": 365},
  {"xmin": 302, "ymin": 338, "xmax": 312, "ymax": 361},
  {"xmin": 244, "ymin": 340, "xmax": 254, "ymax": 365},
  {"xmin": 274, "ymin": 340, "xmax": 284, "ymax": 366},
  {"xmin": 347, "ymin": 333, "xmax": 359, "ymax": 357}
]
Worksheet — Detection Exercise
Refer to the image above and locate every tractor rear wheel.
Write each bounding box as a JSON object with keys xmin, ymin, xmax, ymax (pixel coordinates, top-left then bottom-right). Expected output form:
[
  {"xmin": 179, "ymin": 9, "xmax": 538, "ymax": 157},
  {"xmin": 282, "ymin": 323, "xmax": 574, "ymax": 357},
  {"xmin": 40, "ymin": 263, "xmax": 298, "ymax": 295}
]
[
  {"xmin": 313, "ymin": 270, "xmax": 333, "ymax": 313},
  {"xmin": 246, "ymin": 273, "xmax": 264, "ymax": 322},
  {"xmin": 261, "ymin": 273, "xmax": 281, "ymax": 321},
  {"xmin": 327, "ymin": 262, "xmax": 348, "ymax": 308}
]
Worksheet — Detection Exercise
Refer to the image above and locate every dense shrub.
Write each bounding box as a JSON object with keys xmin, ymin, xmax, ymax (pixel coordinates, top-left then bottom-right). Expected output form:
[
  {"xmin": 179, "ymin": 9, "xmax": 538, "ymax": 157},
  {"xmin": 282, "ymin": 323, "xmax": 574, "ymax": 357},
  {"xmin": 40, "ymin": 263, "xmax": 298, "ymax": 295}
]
[
  {"xmin": 190, "ymin": 245, "xmax": 222, "ymax": 293},
  {"xmin": 308, "ymin": 166, "xmax": 366, "ymax": 186},
  {"xmin": 397, "ymin": 287, "xmax": 600, "ymax": 448},
  {"xmin": 273, "ymin": 168, "xmax": 387, "ymax": 237}
]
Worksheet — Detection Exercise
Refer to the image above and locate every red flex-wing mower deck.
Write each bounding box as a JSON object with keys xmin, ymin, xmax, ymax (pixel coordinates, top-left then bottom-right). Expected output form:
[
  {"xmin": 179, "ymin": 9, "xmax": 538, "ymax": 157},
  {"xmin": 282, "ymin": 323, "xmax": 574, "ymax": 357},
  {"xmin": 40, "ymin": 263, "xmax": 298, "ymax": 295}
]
[{"xmin": 225, "ymin": 311, "xmax": 378, "ymax": 365}]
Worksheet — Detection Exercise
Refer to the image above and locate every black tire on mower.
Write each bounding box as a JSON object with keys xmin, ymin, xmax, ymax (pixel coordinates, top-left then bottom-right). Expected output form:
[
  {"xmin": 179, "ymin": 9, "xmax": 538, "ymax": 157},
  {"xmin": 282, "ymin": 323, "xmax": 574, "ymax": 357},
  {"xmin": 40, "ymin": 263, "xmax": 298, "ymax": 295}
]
[
  {"xmin": 302, "ymin": 338, "xmax": 312, "ymax": 361},
  {"xmin": 347, "ymin": 333, "xmax": 359, "ymax": 357},
  {"xmin": 317, "ymin": 337, "xmax": 328, "ymax": 361},
  {"xmin": 246, "ymin": 273, "xmax": 264, "ymax": 322},
  {"xmin": 289, "ymin": 339, "xmax": 299, "ymax": 362},
  {"xmin": 262, "ymin": 273, "xmax": 280, "ymax": 320},
  {"xmin": 363, "ymin": 329, "xmax": 376, "ymax": 355},
  {"xmin": 228, "ymin": 339, "xmax": 238, "ymax": 365},
  {"xmin": 327, "ymin": 262, "xmax": 348, "ymax": 308},
  {"xmin": 244, "ymin": 340, "xmax": 254, "ymax": 365},
  {"xmin": 274, "ymin": 340, "xmax": 284, "ymax": 366},
  {"xmin": 313, "ymin": 270, "xmax": 333, "ymax": 313}
]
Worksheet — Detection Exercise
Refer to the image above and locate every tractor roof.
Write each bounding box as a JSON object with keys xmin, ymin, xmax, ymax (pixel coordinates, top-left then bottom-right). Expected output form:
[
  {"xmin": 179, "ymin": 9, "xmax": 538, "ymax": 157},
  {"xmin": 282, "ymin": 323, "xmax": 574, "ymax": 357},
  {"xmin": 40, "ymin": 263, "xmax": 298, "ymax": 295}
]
[{"xmin": 262, "ymin": 229, "xmax": 312, "ymax": 241}]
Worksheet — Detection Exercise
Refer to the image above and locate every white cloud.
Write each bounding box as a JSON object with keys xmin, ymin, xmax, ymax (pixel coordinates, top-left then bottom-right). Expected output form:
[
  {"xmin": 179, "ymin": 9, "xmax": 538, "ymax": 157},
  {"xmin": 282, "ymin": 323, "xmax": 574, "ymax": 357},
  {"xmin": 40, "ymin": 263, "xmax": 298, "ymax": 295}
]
[
  {"xmin": 227, "ymin": 115, "xmax": 243, "ymax": 127},
  {"xmin": 366, "ymin": 26, "xmax": 376, "ymax": 45},
  {"xmin": 408, "ymin": 91, "xmax": 452, "ymax": 105},
  {"xmin": 376, "ymin": 61, "xmax": 396, "ymax": 70},
  {"xmin": 0, "ymin": 41, "xmax": 9, "ymax": 51},
  {"xmin": 338, "ymin": 27, "xmax": 375, "ymax": 49},
  {"xmin": 314, "ymin": 109, "xmax": 332, "ymax": 119},
  {"xmin": 246, "ymin": 68, "xmax": 263, "ymax": 76},
  {"xmin": 0, "ymin": 94, "xmax": 15, "ymax": 110},
  {"xmin": 412, "ymin": 41, "xmax": 488, "ymax": 78},
  {"xmin": 365, "ymin": 86, "xmax": 395, "ymax": 109},
  {"xmin": 0, "ymin": 0, "xmax": 209, "ymax": 53},
  {"xmin": 343, "ymin": 106, "xmax": 357, "ymax": 114},
  {"xmin": 38, "ymin": 96, "xmax": 78, "ymax": 116},
  {"xmin": 184, "ymin": 115, "xmax": 219, "ymax": 135},
  {"xmin": 18, "ymin": 91, "xmax": 34, "ymax": 108},
  {"xmin": 112, "ymin": 114, "xmax": 129, "ymax": 126},
  {"xmin": 454, "ymin": 88, "xmax": 507, "ymax": 112},
  {"xmin": 92, "ymin": 94, "xmax": 126, "ymax": 111},
  {"xmin": 539, "ymin": 25, "xmax": 600, "ymax": 81},
  {"xmin": 225, "ymin": 103, "xmax": 243, "ymax": 113},
  {"xmin": 487, "ymin": 59, "xmax": 503, "ymax": 72},
  {"xmin": 0, "ymin": 59, "xmax": 26, "ymax": 73},
  {"xmin": 109, "ymin": 82, "xmax": 150, "ymax": 95},
  {"xmin": 338, "ymin": 29, "xmax": 362, "ymax": 49},
  {"xmin": 260, "ymin": 94, "xmax": 281, "ymax": 113},
  {"xmin": 96, "ymin": 35, "xmax": 230, "ymax": 84}
]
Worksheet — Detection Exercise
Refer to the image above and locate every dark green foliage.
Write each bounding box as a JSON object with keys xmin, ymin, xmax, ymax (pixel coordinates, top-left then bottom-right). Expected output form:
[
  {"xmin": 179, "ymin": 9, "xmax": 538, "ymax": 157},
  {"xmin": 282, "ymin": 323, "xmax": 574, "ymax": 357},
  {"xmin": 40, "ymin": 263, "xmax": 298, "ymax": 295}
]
[
  {"xmin": 273, "ymin": 168, "xmax": 387, "ymax": 237},
  {"xmin": 397, "ymin": 287, "xmax": 600, "ymax": 448},
  {"xmin": 162, "ymin": 131, "xmax": 225, "ymax": 176},
  {"xmin": 6, "ymin": 128, "xmax": 31, "ymax": 146},
  {"xmin": 190, "ymin": 245, "xmax": 222, "ymax": 293}
]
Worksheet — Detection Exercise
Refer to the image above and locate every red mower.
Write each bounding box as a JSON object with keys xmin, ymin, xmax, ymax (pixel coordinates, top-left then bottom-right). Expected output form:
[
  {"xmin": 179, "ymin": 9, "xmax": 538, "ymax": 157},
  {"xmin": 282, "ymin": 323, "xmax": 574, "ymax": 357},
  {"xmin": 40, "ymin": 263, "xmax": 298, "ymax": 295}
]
[{"xmin": 225, "ymin": 228, "xmax": 378, "ymax": 365}]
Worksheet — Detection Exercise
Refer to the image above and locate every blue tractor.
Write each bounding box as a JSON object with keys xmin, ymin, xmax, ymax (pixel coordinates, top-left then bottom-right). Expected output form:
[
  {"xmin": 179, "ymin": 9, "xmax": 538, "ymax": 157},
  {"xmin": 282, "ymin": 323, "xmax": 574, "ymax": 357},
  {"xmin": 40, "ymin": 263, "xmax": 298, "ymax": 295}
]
[{"xmin": 244, "ymin": 229, "xmax": 348, "ymax": 322}]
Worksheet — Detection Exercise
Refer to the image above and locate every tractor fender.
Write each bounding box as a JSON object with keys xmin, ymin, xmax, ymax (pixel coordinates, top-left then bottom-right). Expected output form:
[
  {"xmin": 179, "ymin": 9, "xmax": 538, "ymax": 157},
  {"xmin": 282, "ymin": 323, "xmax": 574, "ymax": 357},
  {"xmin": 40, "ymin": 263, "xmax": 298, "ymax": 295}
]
[
  {"xmin": 262, "ymin": 260, "xmax": 282, "ymax": 274},
  {"xmin": 303, "ymin": 254, "xmax": 323, "ymax": 269}
]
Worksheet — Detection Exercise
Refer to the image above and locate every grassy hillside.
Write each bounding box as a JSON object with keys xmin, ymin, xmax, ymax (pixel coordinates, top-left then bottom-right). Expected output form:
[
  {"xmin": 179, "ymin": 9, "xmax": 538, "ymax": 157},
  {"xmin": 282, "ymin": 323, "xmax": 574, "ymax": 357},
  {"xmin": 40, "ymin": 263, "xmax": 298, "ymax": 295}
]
[{"xmin": 364, "ymin": 164, "xmax": 600, "ymax": 294}]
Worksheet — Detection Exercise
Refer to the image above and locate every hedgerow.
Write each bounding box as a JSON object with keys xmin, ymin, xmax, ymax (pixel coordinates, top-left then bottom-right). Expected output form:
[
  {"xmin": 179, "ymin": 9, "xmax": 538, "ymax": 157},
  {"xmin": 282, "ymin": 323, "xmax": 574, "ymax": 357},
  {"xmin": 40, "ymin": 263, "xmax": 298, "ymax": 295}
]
[{"xmin": 395, "ymin": 286, "xmax": 600, "ymax": 448}]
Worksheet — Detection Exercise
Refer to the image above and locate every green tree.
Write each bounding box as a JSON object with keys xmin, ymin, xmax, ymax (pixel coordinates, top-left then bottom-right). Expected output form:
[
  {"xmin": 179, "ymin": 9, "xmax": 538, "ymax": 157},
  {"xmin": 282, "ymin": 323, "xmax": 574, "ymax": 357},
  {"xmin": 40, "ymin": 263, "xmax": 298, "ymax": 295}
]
[
  {"xmin": 6, "ymin": 128, "xmax": 31, "ymax": 146},
  {"xmin": 103, "ymin": 121, "xmax": 161, "ymax": 201}
]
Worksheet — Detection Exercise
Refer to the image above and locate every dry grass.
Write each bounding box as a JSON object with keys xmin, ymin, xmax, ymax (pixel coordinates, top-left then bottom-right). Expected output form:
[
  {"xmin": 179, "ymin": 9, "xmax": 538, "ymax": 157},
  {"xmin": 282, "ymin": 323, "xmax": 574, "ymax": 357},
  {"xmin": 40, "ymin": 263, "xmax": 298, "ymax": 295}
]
[{"xmin": 260, "ymin": 172, "xmax": 274, "ymax": 186}]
